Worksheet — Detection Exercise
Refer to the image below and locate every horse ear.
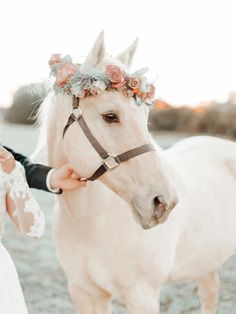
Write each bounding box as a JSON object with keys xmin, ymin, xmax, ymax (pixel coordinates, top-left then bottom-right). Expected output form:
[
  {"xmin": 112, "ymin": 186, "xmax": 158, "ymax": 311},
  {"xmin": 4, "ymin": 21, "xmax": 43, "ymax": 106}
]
[
  {"xmin": 117, "ymin": 38, "xmax": 138, "ymax": 68},
  {"xmin": 82, "ymin": 31, "xmax": 105, "ymax": 68}
]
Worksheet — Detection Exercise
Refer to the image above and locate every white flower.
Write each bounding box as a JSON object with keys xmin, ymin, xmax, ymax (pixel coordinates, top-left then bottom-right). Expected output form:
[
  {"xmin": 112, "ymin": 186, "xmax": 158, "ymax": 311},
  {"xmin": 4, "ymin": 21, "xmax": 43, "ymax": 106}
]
[
  {"xmin": 71, "ymin": 83, "xmax": 86, "ymax": 98},
  {"xmin": 90, "ymin": 80, "xmax": 106, "ymax": 96},
  {"xmin": 140, "ymin": 77, "xmax": 149, "ymax": 93}
]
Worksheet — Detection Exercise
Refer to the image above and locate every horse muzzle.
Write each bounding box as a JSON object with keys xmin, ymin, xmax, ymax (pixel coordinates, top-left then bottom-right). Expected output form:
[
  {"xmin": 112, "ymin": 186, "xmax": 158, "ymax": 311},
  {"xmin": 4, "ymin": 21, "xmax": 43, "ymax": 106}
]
[{"xmin": 131, "ymin": 194, "xmax": 179, "ymax": 230}]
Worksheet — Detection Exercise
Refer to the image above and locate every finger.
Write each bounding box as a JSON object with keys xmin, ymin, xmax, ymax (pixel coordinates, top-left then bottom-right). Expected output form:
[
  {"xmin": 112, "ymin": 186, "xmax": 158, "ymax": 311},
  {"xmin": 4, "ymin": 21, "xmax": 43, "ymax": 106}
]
[
  {"xmin": 0, "ymin": 157, "xmax": 15, "ymax": 164},
  {"xmin": 79, "ymin": 177, "xmax": 87, "ymax": 182},
  {"xmin": 61, "ymin": 167, "xmax": 73, "ymax": 177},
  {"xmin": 73, "ymin": 178, "xmax": 87, "ymax": 186},
  {"xmin": 0, "ymin": 147, "xmax": 7, "ymax": 154},
  {"xmin": 66, "ymin": 169, "xmax": 74, "ymax": 176},
  {"xmin": 71, "ymin": 173, "xmax": 80, "ymax": 179},
  {"xmin": 63, "ymin": 165, "xmax": 74, "ymax": 175},
  {"xmin": 2, "ymin": 155, "xmax": 13, "ymax": 161},
  {"xmin": 78, "ymin": 180, "xmax": 87, "ymax": 187},
  {"xmin": 1, "ymin": 148, "xmax": 12, "ymax": 157},
  {"xmin": 0, "ymin": 151, "xmax": 11, "ymax": 159}
]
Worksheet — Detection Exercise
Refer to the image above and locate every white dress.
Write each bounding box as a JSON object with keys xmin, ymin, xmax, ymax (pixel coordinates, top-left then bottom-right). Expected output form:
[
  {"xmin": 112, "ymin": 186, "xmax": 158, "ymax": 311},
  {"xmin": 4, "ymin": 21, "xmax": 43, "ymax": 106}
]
[{"xmin": 0, "ymin": 162, "xmax": 45, "ymax": 314}]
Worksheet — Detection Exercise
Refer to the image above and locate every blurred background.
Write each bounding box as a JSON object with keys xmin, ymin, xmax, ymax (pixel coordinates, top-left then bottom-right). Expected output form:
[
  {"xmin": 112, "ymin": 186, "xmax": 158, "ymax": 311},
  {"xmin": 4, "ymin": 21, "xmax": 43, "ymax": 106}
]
[{"xmin": 1, "ymin": 0, "xmax": 236, "ymax": 313}]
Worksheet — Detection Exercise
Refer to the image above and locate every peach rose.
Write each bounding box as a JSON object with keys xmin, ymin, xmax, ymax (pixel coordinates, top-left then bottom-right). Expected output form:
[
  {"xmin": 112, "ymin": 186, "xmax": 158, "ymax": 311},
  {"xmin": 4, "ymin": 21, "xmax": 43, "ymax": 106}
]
[
  {"xmin": 133, "ymin": 88, "xmax": 142, "ymax": 97},
  {"xmin": 106, "ymin": 64, "xmax": 126, "ymax": 88},
  {"xmin": 123, "ymin": 88, "xmax": 134, "ymax": 97},
  {"xmin": 129, "ymin": 77, "xmax": 141, "ymax": 89},
  {"xmin": 56, "ymin": 63, "xmax": 78, "ymax": 87},
  {"xmin": 48, "ymin": 54, "xmax": 62, "ymax": 66}
]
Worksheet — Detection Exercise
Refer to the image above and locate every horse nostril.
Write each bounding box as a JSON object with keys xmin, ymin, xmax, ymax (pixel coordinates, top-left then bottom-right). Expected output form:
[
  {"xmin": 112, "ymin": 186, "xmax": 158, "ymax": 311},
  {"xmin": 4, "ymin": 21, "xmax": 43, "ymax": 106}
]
[
  {"xmin": 153, "ymin": 196, "xmax": 161, "ymax": 208},
  {"xmin": 153, "ymin": 196, "xmax": 167, "ymax": 211}
]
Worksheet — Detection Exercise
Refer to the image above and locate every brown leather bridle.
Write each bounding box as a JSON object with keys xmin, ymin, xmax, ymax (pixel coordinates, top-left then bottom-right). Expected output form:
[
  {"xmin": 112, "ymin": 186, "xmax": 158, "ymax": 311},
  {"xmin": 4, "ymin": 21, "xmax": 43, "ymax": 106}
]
[{"xmin": 63, "ymin": 96, "xmax": 156, "ymax": 181}]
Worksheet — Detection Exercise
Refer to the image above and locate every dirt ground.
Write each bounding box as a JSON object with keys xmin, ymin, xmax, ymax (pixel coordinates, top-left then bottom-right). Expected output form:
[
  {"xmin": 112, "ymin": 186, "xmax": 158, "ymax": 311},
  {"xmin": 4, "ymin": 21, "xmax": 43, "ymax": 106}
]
[{"xmin": 1, "ymin": 123, "xmax": 236, "ymax": 314}]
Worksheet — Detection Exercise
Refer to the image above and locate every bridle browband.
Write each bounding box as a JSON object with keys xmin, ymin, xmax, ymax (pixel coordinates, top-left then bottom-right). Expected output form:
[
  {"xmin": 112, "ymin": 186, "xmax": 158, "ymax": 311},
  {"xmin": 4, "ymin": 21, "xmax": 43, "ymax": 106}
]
[{"xmin": 63, "ymin": 96, "xmax": 156, "ymax": 181}]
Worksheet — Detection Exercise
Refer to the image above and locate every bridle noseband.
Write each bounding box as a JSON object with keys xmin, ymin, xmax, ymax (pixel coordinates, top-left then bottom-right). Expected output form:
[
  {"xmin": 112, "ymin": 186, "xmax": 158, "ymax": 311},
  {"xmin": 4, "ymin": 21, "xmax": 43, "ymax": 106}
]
[{"xmin": 63, "ymin": 96, "xmax": 156, "ymax": 181}]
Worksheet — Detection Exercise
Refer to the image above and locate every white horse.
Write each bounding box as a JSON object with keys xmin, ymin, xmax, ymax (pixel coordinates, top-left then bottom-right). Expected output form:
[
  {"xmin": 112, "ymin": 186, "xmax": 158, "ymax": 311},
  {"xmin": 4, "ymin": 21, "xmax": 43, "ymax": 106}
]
[{"xmin": 36, "ymin": 33, "xmax": 236, "ymax": 313}]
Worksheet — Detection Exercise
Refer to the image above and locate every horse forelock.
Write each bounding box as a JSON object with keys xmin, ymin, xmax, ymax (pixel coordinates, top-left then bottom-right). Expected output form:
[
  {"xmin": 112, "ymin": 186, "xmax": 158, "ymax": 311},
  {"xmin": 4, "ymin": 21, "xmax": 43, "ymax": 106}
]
[{"xmin": 102, "ymin": 55, "xmax": 129, "ymax": 71}]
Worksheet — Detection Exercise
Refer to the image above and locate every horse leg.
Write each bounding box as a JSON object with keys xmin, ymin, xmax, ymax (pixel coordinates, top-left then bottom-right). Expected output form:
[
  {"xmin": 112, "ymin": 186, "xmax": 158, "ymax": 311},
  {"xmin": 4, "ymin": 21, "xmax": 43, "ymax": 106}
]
[
  {"xmin": 197, "ymin": 270, "xmax": 220, "ymax": 314},
  {"xmin": 125, "ymin": 285, "xmax": 160, "ymax": 314},
  {"xmin": 68, "ymin": 281, "xmax": 112, "ymax": 314}
]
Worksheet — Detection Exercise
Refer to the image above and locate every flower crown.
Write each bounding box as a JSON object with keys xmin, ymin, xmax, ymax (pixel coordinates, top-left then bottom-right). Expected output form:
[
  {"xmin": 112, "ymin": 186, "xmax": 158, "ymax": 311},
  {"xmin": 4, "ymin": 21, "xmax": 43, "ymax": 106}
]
[{"xmin": 49, "ymin": 54, "xmax": 155, "ymax": 106}]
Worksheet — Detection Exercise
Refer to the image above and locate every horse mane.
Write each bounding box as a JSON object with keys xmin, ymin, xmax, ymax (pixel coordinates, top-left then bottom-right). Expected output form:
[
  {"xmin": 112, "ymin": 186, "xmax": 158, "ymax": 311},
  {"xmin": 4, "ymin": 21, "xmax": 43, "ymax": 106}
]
[{"xmin": 30, "ymin": 91, "xmax": 55, "ymax": 163}]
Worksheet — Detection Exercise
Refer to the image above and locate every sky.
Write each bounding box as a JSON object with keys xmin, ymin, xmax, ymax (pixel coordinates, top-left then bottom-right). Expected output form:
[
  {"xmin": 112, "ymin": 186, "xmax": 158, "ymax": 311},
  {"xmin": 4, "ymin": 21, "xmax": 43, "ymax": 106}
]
[{"xmin": 0, "ymin": 0, "xmax": 236, "ymax": 107}]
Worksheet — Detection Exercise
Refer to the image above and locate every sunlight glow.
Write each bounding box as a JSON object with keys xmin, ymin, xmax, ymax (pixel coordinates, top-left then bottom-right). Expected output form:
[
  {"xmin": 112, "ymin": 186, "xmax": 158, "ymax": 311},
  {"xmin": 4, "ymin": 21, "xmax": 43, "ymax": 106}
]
[{"xmin": 0, "ymin": 0, "xmax": 236, "ymax": 107}]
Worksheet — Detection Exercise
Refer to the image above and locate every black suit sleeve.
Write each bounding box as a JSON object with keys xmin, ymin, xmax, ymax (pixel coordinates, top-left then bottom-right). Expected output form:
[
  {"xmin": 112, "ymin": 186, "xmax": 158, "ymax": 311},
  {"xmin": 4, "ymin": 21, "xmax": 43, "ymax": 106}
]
[{"xmin": 4, "ymin": 146, "xmax": 53, "ymax": 193}]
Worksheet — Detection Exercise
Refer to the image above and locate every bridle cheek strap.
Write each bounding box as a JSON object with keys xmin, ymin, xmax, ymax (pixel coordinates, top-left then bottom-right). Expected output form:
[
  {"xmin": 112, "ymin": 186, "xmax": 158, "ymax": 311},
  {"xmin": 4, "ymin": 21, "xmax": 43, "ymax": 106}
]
[
  {"xmin": 63, "ymin": 96, "xmax": 156, "ymax": 181},
  {"xmin": 87, "ymin": 143, "xmax": 155, "ymax": 181}
]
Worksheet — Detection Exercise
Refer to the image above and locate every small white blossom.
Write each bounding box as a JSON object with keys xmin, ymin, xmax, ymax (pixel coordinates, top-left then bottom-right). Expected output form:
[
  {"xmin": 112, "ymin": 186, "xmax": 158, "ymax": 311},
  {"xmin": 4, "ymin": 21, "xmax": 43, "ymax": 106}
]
[
  {"xmin": 90, "ymin": 80, "xmax": 106, "ymax": 96},
  {"xmin": 140, "ymin": 78, "xmax": 149, "ymax": 93},
  {"xmin": 71, "ymin": 83, "xmax": 85, "ymax": 98}
]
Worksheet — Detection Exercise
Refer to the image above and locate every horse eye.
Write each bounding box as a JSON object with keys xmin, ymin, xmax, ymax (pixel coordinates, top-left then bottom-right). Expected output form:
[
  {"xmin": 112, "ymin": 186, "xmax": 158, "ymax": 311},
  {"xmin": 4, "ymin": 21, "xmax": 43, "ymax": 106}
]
[{"xmin": 102, "ymin": 112, "xmax": 120, "ymax": 124}]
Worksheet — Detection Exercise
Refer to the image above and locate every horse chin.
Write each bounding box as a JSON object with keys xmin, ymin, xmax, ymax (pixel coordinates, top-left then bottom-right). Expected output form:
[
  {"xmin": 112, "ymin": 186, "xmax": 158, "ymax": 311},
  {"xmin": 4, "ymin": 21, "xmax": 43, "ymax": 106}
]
[
  {"xmin": 131, "ymin": 203, "xmax": 172, "ymax": 230},
  {"xmin": 131, "ymin": 206, "xmax": 159, "ymax": 230}
]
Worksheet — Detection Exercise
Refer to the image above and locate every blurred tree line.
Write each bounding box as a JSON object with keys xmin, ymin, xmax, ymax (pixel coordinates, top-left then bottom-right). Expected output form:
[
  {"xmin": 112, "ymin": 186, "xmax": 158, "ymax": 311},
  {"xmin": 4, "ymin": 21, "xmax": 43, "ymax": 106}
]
[
  {"xmin": 149, "ymin": 97, "xmax": 236, "ymax": 138},
  {"xmin": 4, "ymin": 82, "xmax": 49, "ymax": 124},
  {"xmin": 3, "ymin": 83, "xmax": 236, "ymax": 139}
]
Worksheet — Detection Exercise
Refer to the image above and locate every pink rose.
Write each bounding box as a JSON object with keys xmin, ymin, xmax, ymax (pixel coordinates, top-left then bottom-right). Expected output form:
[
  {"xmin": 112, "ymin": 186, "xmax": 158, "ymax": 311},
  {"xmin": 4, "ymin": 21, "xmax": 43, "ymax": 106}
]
[
  {"xmin": 48, "ymin": 54, "xmax": 62, "ymax": 66},
  {"xmin": 129, "ymin": 77, "xmax": 141, "ymax": 89},
  {"xmin": 56, "ymin": 63, "xmax": 78, "ymax": 87},
  {"xmin": 147, "ymin": 84, "xmax": 155, "ymax": 99},
  {"xmin": 106, "ymin": 64, "xmax": 126, "ymax": 88}
]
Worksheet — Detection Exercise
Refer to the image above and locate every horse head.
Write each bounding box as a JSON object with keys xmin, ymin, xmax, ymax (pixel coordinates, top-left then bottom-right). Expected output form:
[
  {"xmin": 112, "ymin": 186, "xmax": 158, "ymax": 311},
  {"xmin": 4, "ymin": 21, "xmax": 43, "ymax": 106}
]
[{"xmin": 47, "ymin": 32, "xmax": 178, "ymax": 229}]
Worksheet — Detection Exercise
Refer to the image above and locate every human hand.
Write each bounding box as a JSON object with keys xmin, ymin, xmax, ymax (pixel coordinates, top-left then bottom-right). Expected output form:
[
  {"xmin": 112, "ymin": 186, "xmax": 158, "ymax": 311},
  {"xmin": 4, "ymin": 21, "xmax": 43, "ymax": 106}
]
[
  {"xmin": 0, "ymin": 146, "xmax": 16, "ymax": 173},
  {"xmin": 49, "ymin": 164, "xmax": 87, "ymax": 191}
]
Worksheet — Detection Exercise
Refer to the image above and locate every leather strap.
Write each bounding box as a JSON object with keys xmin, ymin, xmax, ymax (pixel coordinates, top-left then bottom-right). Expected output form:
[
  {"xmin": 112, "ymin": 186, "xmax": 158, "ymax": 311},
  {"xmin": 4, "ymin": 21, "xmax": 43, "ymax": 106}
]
[
  {"xmin": 87, "ymin": 164, "xmax": 108, "ymax": 181},
  {"xmin": 87, "ymin": 144, "xmax": 155, "ymax": 181},
  {"xmin": 73, "ymin": 96, "xmax": 79, "ymax": 109},
  {"xmin": 63, "ymin": 96, "xmax": 156, "ymax": 181},
  {"xmin": 62, "ymin": 97, "xmax": 82, "ymax": 137},
  {"xmin": 116, "ymin": 144, "xmax": 155, "ymax": 163},
  {"xmin": 63, "ymin": 98, "xmax": 109, "ymax": 159},
  {"xmin": 63, "ymin": 113, "xmax": 77, "ymax": 137},
  {"xmin": 77, "ymin": 116, "xmax": 109, "ymax": 159}
]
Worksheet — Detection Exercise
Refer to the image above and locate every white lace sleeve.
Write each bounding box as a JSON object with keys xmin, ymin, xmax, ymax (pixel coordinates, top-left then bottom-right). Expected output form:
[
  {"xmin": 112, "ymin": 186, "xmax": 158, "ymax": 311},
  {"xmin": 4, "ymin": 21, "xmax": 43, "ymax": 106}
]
[
  {"xmin": 0, "ymin": 167, "xmax": 7, "ymax": 239},
  {"xmin": 6, "ymin": 162, "xmax": 45, "ymax": 238}
]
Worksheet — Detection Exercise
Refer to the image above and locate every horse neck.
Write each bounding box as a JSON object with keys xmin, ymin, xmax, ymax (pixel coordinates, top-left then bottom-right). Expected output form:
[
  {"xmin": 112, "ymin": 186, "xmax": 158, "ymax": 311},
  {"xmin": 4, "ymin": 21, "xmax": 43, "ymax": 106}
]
[
  {"xmin": 45, "ymin": 94, "xmax": 72, "ymax": 167},
  {"xmin": 61, "ymin": 181, "xmax": 116, "ymax": 215}
]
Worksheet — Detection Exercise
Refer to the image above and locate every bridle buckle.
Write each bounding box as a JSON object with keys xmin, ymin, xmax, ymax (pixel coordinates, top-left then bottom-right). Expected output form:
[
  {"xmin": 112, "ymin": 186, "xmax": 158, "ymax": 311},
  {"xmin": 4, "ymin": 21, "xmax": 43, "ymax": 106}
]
[
  {"xmin": 103, "ymin": 155, "xmax": 119, "ymax": 170},
  {"xmin": 73, "ymin": 107, "xmax": 82, "ymax": 120}
]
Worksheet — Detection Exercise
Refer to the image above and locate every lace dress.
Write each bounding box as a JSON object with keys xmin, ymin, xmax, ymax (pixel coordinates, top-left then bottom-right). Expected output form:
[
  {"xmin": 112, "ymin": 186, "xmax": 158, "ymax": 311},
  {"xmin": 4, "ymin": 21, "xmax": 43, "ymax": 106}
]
[{"xmin": 0, "ymin": 161, "xmax": 45, "ymax": 314}]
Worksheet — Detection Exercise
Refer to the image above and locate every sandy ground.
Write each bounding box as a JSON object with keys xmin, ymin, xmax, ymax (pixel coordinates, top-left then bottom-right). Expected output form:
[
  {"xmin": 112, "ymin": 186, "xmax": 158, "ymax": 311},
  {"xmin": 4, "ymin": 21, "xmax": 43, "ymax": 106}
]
[{"xmin": 1, "ymin": 123, "xmax": 236, "ymax": 314}]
